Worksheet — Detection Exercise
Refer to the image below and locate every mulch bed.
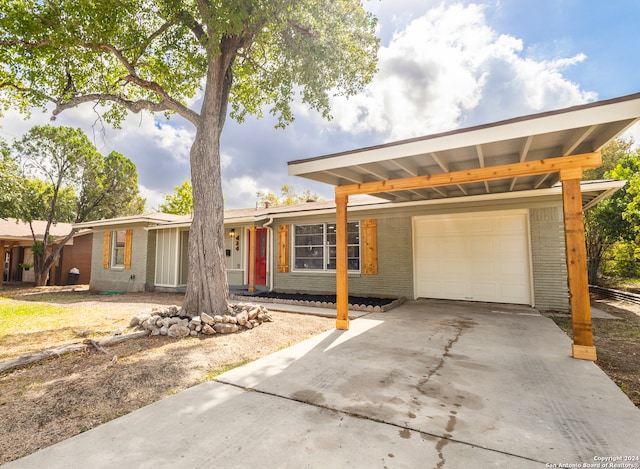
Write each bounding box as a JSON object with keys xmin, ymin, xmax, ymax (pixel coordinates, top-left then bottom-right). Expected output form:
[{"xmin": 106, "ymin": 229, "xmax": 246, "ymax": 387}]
[{"xmin": 237, "ymin": 291, "xmax": 396, "ymax": 307}]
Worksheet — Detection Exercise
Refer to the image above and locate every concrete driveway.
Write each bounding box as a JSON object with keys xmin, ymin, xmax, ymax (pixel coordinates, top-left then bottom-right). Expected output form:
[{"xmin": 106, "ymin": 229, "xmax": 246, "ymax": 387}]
[{"xmin": 5, "ymin": 301, "xmax": 640, "ymax": 468}]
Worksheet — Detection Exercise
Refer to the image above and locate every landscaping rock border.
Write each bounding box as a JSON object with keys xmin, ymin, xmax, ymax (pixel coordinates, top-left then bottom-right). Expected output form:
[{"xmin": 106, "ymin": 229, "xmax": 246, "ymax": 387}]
[
  {"xmin": 129, "ymin": 303, "xmax": 273, "ymax": 337},
  {"xmin": 229, "ymin": 293, "xmax": 405, "ymax": 313}
]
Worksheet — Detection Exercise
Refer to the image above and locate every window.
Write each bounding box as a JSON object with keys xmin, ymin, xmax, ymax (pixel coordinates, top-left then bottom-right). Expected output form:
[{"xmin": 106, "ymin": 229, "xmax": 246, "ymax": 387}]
[
  {"xmin": 103, "ymin": 229, "xmax": 132, "ymax": 270},
  {"xmin": 293, "ymin": 222, "xmax": 360, "ymax": 271},
  {"xmin": 111, "ymin": 230, "xmax": 126, "ymax": 268}
]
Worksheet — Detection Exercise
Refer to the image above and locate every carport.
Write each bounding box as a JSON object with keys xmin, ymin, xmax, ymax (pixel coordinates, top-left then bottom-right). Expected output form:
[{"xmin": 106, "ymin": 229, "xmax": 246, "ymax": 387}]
[{"xmin": 288, "ymin": 93, "xmax": 640, "ymax": 361}]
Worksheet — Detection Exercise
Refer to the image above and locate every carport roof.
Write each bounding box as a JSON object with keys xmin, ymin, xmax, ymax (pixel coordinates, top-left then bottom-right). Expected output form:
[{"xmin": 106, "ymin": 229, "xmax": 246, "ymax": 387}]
[{"xmin": 288, "ymin": 93, "xmax": 640, "ymax": 202}]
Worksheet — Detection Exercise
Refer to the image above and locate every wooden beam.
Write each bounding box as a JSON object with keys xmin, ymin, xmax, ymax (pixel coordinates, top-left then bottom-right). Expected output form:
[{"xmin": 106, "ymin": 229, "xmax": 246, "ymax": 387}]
[
  {"xmin": 248, "ymin": 227, "xmax": 256, "ymax": 293},
  {"xmin": 356, "ymin": 164, "xmax": 389, "ymax": 181},
  {"xmin": 336, "ymin": 152, "xmax": 602, "ymax": 197},
  {"xmin": 563, "ymin": 125, "xmax": 597, "ymax": 156},
  {"xmin": 430, "ymin": 152, "xmax": 449, "ymax": 172},
  {"xmin": 510, "ymin": 136, "xmax": 534, "ymax": 191},
  {"xmin": 391, "ymin": 159, "xmax": 418, "ymax": 177},
  {"xmin": 475, "ymin": 145, "xmax": 490, "ymax": 193},
  {"xmin": 326, "ymin": 168, "xmax": 363, "ymax": 185},
  {"xmin": 561, "ymin": 174, "xmax": 596, "ymax": 361},
  {"xmin": 335, "ymin": 192, "xmax": 349, "ymax": 330}
]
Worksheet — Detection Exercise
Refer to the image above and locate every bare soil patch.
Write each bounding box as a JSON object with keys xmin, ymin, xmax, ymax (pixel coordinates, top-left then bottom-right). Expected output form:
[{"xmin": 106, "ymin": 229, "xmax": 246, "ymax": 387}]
[
  {"xmin": 0, "ymin": 286, "xmax": 334, "ymax": 465},
  {"xmin": 547, "ymin": 294, "xmax": 640, "ymax": 408}
]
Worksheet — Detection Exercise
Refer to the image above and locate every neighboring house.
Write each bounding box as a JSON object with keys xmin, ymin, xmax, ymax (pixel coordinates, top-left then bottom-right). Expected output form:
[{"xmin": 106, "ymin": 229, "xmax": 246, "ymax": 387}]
[
  {"xmin": 74, "ymin": 93, "xmax": 639, "ymax": 313},
  {"xmin": 73, "ymin": 213, "xmax": 188, "ymax": 293},
  {"xmin": 0, "ymin": 218, "xmax": 93, "ymax": 286}
]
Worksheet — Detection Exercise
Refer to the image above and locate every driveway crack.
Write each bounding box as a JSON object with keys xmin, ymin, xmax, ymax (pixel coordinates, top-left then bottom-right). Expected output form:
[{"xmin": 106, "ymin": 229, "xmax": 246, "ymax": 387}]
[{"xmin": 217, "ymin": 378, "xmax": 547, "ymax": 466}]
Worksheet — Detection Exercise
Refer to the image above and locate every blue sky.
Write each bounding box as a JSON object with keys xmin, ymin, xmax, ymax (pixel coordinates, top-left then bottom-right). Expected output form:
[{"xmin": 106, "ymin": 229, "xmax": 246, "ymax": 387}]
[{"xmin": 1, "ymin": 0, "xmax": 639, "ymax": 209}]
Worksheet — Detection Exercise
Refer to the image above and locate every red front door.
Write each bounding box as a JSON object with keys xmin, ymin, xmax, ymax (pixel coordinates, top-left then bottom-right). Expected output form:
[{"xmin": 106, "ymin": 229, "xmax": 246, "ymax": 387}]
[{"xmin": 255, "ymin": 228, "xmax": 267, "ymax": 285}]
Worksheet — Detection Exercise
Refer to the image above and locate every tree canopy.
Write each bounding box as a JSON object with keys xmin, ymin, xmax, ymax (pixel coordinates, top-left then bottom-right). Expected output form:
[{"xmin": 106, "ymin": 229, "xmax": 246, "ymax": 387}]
[
  {"xmin": 159, "ymin": 180, "xmax": 193, "ymax": 215},
  {"xmin": 583, "ymin": 138, "xmax": 640, "ymax": 282},
  {"xmin": 0, "ymin": 138, "xmax": 21, "ymax": 218},
  {"xmin": 8, "ymin": 124, "xmax": 145, "ymax": 285},
  {"xmin": 0, "ymin": 0, "xmax": 379, "ymax": 128},
  {"xmin": 0, "ymin": 0, "xmax": 380, "ymax": 314},
  {"xmin": 256, "ymin": 184, "xmax": 322, "ymax": 207}
]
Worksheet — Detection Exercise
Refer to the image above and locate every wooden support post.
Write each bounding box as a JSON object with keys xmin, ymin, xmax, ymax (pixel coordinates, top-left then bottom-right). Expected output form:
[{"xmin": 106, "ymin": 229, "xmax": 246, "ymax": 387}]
[
  {"xmin": 335, "ymin": 193, "xmax": 349, "ymax": 330},
  {"xmin": 248, "ymin": 226, "xmax": 256, "ymax": 293},
  {"xmin": 561, "ymin": 170, "xmax": 596, "ymax": 361}
]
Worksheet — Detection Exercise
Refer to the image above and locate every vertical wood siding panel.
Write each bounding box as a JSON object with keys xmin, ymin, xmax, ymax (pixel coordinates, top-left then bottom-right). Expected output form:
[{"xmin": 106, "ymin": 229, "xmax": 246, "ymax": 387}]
[
  {"xmin": 277, "ymin": 225, "xmax": 289, "ymax": 273},
  {"xmin": 103, "ymin": 232, "xmax": 111, "ymax": 269},
  {"xmin": 361, "ymin": 219, "xmax": 378, "ymax": 275},
  {"xmin": 124, "ymin": 229, "xmax": 133, "ymax": 270}
]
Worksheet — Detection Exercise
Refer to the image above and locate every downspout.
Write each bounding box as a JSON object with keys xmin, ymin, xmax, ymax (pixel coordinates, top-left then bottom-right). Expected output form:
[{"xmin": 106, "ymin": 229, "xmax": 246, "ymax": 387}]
[{"xmin": 263, "ymin": 217, "xmax": 274, "ymax": 291}]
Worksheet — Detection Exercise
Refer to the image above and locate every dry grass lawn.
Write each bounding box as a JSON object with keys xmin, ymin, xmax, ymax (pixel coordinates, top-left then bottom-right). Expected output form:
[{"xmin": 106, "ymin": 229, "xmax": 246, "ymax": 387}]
[{"xmin": 0, "ymin": 285, "xmax": 334, "ymax": 465}]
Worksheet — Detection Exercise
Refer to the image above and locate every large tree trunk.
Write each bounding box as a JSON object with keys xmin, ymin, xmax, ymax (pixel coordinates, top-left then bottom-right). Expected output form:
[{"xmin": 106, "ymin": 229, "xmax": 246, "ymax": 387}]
[{"xmin": 181, "ymin": 50, "xmax": 235, "ymax": 317}]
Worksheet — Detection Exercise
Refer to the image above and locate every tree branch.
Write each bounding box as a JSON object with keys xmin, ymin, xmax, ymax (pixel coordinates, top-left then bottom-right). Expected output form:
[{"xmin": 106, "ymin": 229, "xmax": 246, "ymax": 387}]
[
  {"xmin": 177, "ymin": 9, "xmax": 207, "ymax": 45},
  {"xmin": 83, "ymin": 42, "xmax": 137, "ymax": 76},
  {"xmin": 287, "ymin": 21, "xmax": 320, "ymax": 39},
  {"xmin": 133, "ymin": 20, "xmax": 175, "ymax": 64},
  {"xmin": 0, "ymin": 39, "xmax": 51, "ymax": 48},
  {"xmin": 51, "ymin": 93, "xmax": 200, "ymax": 127}
]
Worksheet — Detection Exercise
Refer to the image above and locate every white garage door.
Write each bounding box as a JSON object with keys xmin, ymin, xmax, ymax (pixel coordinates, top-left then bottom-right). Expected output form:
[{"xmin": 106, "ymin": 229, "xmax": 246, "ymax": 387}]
[{"xmin": 413, "ymin": 210, "xmax": 532, "ymax": 305}]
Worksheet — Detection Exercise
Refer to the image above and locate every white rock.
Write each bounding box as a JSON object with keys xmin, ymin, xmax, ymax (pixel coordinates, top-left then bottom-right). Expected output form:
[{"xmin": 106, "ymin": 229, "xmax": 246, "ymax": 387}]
[
  {"xmin": 168, "ymin": 324, "xmax": 190, "ymax": 338},
  {"xmin": 244, "ymin": 320, "xmax": 254, "ymax": 329},
  {"xmin": 190, "ymin": 330, "xmax": 198, "ymax": 337},
  {"xmin": 214, "ymin": 323, "xmax": 239, "ymax": 334},
  {"xmin": 202, "ymin": 324, "xmax": 216, "ymax": 335},
  {"xmin": 201, "ymin": 312, "xmax": 215, "ymax": 326},
  {"xmin": 129, "ymin": 311, "xmax": 151, "ymax": 327},
  {"xmin": 213, "ymin": 315, "xmax": 224, "ymax": 322},
  {"xmin": 236, "ymin": 311, "xmax": 248, "ymax": 326},
  {"xmin": 248, "ymin": 307, "xmax": 260, "ymax": 320},
  {"xmin": 160, "ymin": 326, "xmax": 169, "ymax": 336}
]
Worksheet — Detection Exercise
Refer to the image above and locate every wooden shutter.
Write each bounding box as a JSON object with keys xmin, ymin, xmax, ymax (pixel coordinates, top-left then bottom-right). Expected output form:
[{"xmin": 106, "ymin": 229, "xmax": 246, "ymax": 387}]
[
  {"xmin": 124, "ymin": 229, "xmax": 133, "ymax": 270},
  {"xmin": 103, "ymin": 232, "xmax": 111, "ymax": 269},
  {"xmin": 277, "ymin": 224, "xmax": 289, "ymax": 273},
  {"xmin": 361, "ymin": 219, "xmax": 378, "ymax": 275}
]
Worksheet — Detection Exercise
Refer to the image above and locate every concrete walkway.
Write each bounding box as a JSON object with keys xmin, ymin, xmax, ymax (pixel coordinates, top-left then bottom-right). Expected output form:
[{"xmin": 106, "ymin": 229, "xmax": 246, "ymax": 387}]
[{"xmin": 4, "ymin": 301, "xmax": 640, "ymax": 468}]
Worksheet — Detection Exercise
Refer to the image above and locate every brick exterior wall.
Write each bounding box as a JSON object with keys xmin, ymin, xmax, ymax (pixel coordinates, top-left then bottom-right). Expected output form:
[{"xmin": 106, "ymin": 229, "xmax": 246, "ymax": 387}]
[
  {"xmin": 271, "ymin": 197, "xmax": 571, "ymax": 311},
  {"xmin": 90, "ymin": 227, "xmax": 149, "ymax": 292}
]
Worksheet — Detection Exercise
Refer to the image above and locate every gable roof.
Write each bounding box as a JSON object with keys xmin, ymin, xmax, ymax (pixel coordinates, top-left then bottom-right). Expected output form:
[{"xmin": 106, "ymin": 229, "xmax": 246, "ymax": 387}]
[
  {"xmin": 73, "ymin": 212, "xmax": 188, "ymax": 230},
  {"xmin": 0, "ymin": 218, "xmax": 74, "ymax": 242},
  {"xmin": 288, "ymin": 93, "xmax": 640, "ymax": 203},
  {"xmin": 140, "ymin": 179, "xmax": 625, "ymax": 232}
]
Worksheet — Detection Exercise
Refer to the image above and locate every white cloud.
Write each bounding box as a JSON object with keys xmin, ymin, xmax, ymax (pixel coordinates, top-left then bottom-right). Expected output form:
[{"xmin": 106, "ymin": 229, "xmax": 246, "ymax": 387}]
[
  {"xmin": 329, "ymin": 2, "xmax": 596, "ymax": 141},
  {"xmin": 222, "ymin": 175, "xmax": 271, "ymax": 209},
  {"xmin": 139, "ymin": 184, "xmax": 166, "ymax": 213},
  {"xmin": 622, "ymin": 122, "xmax": 640, "ymax": 150}
]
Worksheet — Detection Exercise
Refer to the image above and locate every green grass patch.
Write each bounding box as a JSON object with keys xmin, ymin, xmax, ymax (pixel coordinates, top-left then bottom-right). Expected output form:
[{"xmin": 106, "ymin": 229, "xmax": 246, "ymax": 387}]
[
  {"xmin": 0, "ymin": 301, "xmax": 71, "ymax": 336},
  {"xmin": 199, "ymin": 360, "xmax": 251, "ymax": 382}
]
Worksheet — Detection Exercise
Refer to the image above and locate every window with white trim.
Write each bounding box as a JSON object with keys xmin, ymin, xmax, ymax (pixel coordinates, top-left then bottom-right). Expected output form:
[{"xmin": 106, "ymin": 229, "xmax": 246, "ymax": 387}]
[
  {"xmin": 111, "ymin": 230, "xmax": 126, "ymax": 268},
  {"xmin": 293, "ymin": 222, "xmax": 360, "ymax": 271}
]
